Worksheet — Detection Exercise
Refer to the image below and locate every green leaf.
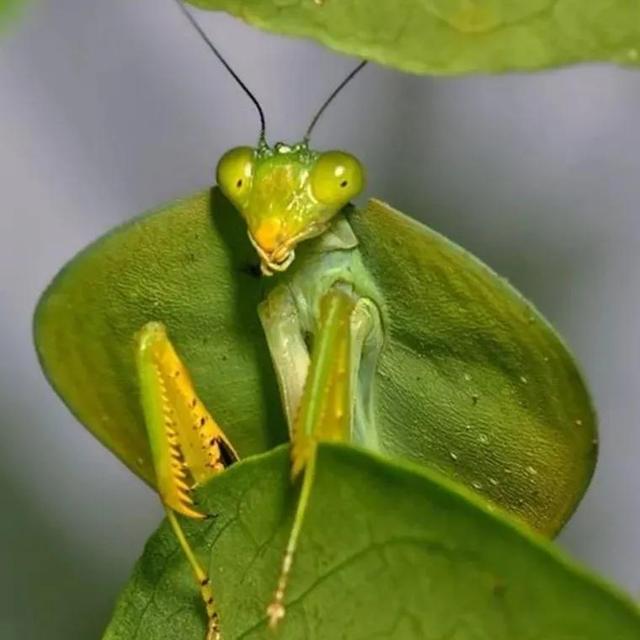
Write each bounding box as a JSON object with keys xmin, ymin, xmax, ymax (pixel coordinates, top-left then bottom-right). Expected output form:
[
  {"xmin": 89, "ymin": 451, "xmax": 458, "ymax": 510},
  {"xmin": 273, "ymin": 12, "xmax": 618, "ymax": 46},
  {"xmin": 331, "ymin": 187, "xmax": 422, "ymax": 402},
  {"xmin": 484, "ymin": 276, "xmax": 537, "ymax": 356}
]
[
  {"xmin": 104, "ymin": 444, "xmax": 640, "ymax": 640},
  {"xmin": 187, "ymin": 0, "xmax": 640, "ymax": 75}
]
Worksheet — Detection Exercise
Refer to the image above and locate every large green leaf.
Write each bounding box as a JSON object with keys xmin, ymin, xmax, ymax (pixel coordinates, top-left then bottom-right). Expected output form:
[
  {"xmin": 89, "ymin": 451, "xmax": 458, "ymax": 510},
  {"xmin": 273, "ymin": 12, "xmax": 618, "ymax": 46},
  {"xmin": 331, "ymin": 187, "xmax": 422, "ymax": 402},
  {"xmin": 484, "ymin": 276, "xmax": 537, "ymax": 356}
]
[
  {"xmin": 188, "ymin": 0, "xmax": 640, "ymax": 75},
  {"xmin": 104, "ymin": 444, "xmax": 639, "ymax": 640}
]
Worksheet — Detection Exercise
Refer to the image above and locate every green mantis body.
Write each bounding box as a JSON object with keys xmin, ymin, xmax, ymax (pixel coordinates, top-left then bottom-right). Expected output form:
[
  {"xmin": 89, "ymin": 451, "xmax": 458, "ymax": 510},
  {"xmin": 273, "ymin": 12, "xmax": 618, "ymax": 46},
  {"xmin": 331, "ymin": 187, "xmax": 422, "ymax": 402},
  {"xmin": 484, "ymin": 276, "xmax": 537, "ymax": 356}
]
[
  {"xmin": 35, "ymin": 142, "xmax": 597, "ymax": 635},
  {"xmin": 33, "ymin": 4, "xmax": 596, "ymax": 636}
]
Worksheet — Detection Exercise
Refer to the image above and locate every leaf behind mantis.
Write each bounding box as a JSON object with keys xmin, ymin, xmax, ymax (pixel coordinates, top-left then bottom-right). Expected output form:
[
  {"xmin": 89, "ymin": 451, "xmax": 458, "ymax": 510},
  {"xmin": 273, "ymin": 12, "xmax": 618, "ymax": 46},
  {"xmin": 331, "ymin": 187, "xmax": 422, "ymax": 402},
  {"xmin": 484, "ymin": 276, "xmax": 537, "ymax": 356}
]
[
  {"xmin": 103, "ymin": 444, "xmax": 640, "ymax": 640},
  {"xmin": 188, "ymin": 0, "xmax": 640, "ymax": 75}
]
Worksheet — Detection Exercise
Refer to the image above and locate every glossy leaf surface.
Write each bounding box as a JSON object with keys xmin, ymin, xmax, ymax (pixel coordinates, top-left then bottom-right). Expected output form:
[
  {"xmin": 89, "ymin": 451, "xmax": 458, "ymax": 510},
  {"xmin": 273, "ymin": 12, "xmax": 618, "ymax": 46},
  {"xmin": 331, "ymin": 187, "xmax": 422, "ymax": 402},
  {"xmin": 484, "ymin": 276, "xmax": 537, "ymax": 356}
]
[
  {"xmin": 104, "ymin": 444, "xmax": 640, "ymax": 640},
  {"xmin": 188, "ymin": 0, "xmax": 640, "ymax": 74}
]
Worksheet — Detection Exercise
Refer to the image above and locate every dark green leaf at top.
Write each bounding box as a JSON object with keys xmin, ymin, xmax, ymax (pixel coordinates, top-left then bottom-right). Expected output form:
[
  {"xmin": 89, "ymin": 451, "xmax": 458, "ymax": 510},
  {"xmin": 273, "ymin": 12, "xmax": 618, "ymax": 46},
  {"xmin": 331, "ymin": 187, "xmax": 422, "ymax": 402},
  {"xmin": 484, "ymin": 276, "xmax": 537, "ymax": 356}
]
[{"xmin": 188, "ymin": 0, "xmax": 640, "ymax": 75}]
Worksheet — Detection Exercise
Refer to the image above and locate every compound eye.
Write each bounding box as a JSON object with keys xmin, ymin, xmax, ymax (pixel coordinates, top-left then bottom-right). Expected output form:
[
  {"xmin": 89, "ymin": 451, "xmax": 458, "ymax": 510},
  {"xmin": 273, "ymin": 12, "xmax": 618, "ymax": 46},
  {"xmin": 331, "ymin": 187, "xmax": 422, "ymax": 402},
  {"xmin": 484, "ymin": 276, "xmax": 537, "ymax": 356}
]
[
  {"xmin": 216, "ymin": 146, "xmax": 254, "ymax": 204},
  {"xmin": 310, "ymin": 151, "xmax": 365, "ymax": 206}
]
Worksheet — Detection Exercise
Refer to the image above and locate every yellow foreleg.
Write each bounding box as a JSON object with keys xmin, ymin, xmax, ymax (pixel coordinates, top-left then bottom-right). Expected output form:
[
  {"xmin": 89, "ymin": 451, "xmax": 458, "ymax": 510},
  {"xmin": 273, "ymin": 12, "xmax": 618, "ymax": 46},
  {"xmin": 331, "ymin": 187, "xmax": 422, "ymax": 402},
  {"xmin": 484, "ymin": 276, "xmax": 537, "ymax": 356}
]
[{"xmin": 135, "ymin": 321, "xmax": 238, "ymax": 640}]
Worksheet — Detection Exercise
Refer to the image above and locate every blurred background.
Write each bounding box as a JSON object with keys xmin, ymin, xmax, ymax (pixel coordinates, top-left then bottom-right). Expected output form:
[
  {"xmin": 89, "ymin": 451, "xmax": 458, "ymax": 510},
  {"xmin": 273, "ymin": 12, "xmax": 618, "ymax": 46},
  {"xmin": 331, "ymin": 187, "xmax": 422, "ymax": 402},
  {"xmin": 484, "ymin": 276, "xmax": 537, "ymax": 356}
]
[{"xmin": 1, "ymin": 0, "xmax": 639, "ymax": 637}]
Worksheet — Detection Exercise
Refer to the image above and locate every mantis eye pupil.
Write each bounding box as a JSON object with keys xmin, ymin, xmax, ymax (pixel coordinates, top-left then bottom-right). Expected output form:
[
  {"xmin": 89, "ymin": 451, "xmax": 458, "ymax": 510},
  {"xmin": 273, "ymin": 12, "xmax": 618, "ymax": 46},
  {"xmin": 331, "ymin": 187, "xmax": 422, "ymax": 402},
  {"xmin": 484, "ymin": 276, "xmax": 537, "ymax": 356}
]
[
  {"xmin": 340, "ymin": 180, "xmax": 348, "ymax": 188},
  {"xmin": 236, "ymin": 179, "xmax": 243, "ymax": 189}
]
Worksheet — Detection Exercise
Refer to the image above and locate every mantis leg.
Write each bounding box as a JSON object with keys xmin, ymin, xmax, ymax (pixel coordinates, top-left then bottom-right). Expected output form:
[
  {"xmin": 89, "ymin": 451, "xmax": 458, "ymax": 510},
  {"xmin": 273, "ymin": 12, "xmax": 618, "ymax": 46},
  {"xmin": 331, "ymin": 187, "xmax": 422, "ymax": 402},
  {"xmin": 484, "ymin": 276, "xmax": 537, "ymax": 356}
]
[
  {"xmin": 258, "ymin": 285, "xmax": 310, "ymax": 432},
  {"xmin": 166, "ymin": 509, "xmax": 219, "ymax": 640},
  {"xmin": 266, "ymin": 283, "xmax": 383, "ymax": 627},
  {"xmin": 136, "ymin": 322, "xmax": 239, "ymax": 640}
]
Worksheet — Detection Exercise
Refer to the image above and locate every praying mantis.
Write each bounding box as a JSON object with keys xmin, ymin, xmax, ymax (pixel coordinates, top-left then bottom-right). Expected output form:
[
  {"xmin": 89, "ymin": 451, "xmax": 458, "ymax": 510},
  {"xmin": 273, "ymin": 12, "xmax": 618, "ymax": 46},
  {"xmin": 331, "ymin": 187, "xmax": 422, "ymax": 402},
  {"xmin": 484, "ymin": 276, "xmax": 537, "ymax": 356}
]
[{"xmin": 34, "ymin": 2, "xmax": 597, "ymax": 638}]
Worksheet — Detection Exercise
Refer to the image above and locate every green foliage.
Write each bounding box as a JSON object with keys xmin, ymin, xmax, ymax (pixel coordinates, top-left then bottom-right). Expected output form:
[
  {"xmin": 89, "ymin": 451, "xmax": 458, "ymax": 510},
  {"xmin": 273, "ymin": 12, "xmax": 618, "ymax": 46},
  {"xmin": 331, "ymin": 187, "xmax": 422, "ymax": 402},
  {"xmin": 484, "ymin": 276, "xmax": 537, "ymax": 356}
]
[
  {"xmin": 0, "ymin": 0, "xmax": 26, "ymax": 33},
  {"xmin": 104, "ymin": 444, "xmax": 640, "ymax": 639},
  {"xmin": 188, "ymin": 0, "xmax": 640, "ymax": 74}
]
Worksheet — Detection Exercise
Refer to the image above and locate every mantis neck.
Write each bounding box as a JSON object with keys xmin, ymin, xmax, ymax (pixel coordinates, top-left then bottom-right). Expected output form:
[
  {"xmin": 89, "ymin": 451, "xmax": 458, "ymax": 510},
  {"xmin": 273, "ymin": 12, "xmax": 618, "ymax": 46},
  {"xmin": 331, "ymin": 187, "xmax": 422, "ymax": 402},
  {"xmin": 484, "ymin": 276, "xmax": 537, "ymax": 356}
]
[{"xmin": 260, "ymin": 212, "xmax": 385, "ymax": 453}]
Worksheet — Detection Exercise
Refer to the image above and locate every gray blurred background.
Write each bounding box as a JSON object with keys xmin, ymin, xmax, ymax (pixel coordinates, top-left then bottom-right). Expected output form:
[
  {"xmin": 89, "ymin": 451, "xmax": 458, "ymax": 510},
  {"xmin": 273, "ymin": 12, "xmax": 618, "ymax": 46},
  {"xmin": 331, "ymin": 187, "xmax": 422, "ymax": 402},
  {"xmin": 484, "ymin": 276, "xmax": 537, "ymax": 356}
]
[{"xmin": 1, "ymin": 0, "xmax": 639, "ymax": 637}]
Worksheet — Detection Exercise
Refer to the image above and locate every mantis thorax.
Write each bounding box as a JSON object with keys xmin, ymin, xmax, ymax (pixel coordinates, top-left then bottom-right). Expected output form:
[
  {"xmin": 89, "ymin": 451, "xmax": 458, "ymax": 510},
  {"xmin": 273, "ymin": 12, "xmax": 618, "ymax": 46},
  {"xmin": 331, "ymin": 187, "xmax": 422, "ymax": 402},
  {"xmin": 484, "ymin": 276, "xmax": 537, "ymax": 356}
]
[{"xmin": 216, "ymin": 141, "xmax": 365, "ymax": 276}]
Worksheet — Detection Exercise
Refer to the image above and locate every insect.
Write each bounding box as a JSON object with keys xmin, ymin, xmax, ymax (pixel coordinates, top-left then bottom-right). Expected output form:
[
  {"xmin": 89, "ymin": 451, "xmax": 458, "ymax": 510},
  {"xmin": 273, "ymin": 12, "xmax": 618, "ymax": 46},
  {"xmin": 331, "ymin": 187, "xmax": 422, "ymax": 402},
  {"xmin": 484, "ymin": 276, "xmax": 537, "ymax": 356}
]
[{"xmin": 34, "ymin": 1, "xmax": 597, "ymax": 638}]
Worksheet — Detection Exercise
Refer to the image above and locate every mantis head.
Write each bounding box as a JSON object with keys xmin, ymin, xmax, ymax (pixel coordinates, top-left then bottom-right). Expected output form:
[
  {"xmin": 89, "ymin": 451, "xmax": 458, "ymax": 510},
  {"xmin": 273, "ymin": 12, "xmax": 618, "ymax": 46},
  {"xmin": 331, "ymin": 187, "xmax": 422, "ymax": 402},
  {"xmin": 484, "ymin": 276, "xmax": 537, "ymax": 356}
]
[
  {"xmin": 170, "ymin": 3, "xmax": 369, "ymax": 276},
  {"xmin": 216, "ymin": 142, "xmax": 365, "ymax": 275}
]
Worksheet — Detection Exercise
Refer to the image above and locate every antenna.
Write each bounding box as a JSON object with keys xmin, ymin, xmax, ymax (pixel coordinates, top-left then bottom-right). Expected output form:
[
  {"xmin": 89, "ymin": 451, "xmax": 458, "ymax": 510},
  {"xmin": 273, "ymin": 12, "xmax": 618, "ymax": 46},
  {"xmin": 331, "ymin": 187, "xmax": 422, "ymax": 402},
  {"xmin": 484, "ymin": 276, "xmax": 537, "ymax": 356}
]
[
  {"xmin": 303, "ymin": 60, "xmax": 368, "ymax": 143},
  {"xmin": 171, "ymin": 0, "xmax": 267, "ymax": 143}
]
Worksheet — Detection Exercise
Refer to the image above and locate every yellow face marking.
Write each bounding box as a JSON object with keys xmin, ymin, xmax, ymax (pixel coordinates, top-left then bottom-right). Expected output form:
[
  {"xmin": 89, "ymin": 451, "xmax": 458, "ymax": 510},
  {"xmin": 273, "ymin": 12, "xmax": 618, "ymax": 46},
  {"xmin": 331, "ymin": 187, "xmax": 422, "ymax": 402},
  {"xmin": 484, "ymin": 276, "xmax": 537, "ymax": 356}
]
[{"xmin": 254, "ymin": 217, "xmax": 283, "ymax": 253}]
